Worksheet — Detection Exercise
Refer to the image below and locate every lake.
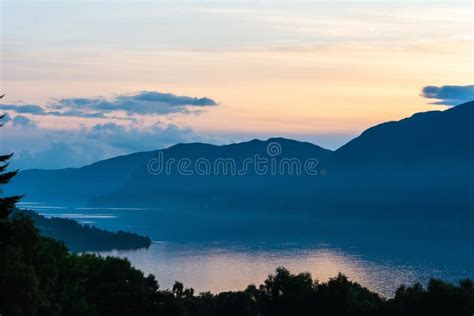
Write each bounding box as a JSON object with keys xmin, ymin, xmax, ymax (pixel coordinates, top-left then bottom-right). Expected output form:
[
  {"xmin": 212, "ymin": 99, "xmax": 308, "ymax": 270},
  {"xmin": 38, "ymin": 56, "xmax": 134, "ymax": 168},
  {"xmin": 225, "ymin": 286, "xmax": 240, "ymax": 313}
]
[{"xmin": 19, "ymin": 202, "xmax": 474, "ymax": 297}]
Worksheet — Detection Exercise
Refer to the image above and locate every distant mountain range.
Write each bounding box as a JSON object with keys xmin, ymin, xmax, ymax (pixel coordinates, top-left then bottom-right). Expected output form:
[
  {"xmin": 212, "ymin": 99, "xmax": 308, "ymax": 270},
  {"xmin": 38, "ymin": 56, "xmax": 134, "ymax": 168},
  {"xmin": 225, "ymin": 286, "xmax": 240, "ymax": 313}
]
[{"xmin": 8, "ymin": 101, "xmax": 474, "ymax": 218}]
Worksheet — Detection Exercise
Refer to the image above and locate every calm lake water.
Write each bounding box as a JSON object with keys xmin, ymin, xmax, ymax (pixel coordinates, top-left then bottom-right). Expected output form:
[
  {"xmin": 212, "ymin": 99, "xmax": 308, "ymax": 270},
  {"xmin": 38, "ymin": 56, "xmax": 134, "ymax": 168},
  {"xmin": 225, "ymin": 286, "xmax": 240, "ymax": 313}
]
[{"xmin": 19, "ymin": 202, "xmax": 474, "ymax": 297}]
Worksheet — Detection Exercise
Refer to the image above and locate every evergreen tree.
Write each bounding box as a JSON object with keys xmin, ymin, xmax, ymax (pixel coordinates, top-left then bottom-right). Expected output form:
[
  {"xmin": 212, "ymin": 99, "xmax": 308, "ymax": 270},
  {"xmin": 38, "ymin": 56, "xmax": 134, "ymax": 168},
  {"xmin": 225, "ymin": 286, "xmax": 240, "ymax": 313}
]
[
  {"xmin": 0, "ymin": 95, "xmax": 22, "ymax": 258},
  {"xmin": 0, "ymin": 151, "xmax": 22, "ymax": 219},
  {"xmin": 0, "ymin": 95, "xmax": 23, "ymax": 219}
]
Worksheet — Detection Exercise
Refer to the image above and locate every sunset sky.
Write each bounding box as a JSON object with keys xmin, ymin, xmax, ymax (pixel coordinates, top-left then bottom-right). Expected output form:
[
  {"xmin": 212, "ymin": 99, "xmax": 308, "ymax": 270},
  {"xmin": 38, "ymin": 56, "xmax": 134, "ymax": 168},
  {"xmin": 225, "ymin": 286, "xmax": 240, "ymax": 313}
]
[{"xmin": 1, "ymin": 0, "xmax": 473, "ymax": 168}]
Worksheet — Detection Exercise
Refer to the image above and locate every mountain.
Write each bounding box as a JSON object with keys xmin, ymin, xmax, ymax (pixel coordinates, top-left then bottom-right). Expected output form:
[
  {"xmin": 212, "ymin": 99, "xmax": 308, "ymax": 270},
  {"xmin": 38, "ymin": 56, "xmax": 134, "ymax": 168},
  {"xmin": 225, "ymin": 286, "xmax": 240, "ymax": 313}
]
[
  {"xmin": 334, "ymin": 100, "xmax": 474, "ymax": 167},
  {"xmin": 7, "ymin": 150, "xmax": 156, "ymax": 203},
  {"xmin": 89, "ymin": 137, "xmax": 333, "ymax": 210},
  {"xmin": 321, "ymin": 101, "xmax": 474, "ymax": 216},
  {"xmin": 7, "ymin": 101, "xmax": 474, "ymax": 218},
  {"xmin": 7, "ymin": 137, "xmax": 332, "ymax": 206}
]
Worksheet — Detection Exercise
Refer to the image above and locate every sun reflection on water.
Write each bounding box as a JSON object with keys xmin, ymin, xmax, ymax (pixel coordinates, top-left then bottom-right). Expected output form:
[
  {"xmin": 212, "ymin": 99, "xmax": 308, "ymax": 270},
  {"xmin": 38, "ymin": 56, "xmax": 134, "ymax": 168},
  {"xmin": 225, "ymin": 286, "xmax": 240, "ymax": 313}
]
[{"xmin": 99, "ymin": 242, "xmax": 422, "ymax": 297}]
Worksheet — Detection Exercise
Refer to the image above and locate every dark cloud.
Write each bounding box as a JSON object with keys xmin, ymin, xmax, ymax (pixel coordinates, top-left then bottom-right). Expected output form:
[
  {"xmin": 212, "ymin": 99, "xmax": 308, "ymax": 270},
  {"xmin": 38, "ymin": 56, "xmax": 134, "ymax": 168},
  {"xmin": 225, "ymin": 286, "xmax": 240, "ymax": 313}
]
[
  {"xmin": 1, "ymin": 104, "xmax": 45, "ymax": 114},
  {"xmin": 0, "ymin": 104, "xmax": 106, "ymax": 118},
  {"xmin": 1, "ymin": 91, "xmax": 218, "ymax": 119},
  {"xmin": 53, "ymin": 91, "xmax": 218, "ymax": 115},
  {"xmin": 421, "ymin": 85, "xmax": 474, "ymax": 106}
]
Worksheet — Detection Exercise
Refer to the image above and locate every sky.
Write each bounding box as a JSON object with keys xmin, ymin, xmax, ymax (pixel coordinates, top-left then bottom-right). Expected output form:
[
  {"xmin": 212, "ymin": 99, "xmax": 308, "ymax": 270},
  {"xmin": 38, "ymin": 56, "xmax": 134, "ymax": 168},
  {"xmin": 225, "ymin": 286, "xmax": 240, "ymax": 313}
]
[{"xmin": 0, "ymin": 0, "xmax": 473, "ymax": 169}]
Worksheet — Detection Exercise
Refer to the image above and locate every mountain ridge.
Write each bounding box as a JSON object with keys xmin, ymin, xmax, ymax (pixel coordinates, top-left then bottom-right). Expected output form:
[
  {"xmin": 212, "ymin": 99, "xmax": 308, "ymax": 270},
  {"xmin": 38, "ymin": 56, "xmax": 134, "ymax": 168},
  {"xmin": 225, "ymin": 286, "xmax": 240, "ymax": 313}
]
[{"xmin": 7, "ymin": 101, "xmax": 473, "ymax": 217}]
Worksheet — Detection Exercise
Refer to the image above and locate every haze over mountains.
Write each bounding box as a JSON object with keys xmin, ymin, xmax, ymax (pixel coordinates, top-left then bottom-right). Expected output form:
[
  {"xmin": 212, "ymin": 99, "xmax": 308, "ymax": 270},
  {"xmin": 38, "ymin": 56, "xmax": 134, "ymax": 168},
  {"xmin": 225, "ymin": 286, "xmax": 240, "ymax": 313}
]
[{"xmin": 8, "ymin": 101, "xmax": 474, "ymax": 219}]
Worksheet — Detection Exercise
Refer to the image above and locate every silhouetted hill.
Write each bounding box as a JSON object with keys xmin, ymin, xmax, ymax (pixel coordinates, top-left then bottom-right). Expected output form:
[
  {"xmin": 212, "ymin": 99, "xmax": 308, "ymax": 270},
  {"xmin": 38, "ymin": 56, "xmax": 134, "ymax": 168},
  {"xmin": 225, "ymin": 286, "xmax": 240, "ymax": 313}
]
[
  {"xmin": 319, "ymin": 101, "xmax": 474, "ymax": 216},
  {"xmin": 334, "ymin": 101, "xmax": 474, "ymax": 166},
  {"xmin": 8, "ymin": 150, "xmax": 156, "ymax": 203},
  {"xmin": 89, "ymin": 137, "xmax": 333, "ymax": 209},
  {"xmin": 8, "ymin": 138, "xmax": 332, "ymax": 208},
  {"xmin": 13, "ymin": 209, "xmax": 152, "ymax": 251},
  {"xmin": 7, "ymin": 101, "xmax": 474, "ymax": 218}
]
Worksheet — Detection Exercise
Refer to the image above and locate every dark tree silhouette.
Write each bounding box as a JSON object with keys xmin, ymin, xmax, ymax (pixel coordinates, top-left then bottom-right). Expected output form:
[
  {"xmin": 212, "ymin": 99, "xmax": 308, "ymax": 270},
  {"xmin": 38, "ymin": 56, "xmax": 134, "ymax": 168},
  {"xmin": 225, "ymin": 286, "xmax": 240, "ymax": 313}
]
[
  {"xmin": 0, "ymin": 100, "xmax": 23, "ymax": 263},
  {"xmin": 0, "ymin": 151, "xmax": 22, "ymax": 219},
  {"xmin": 0, "ymin": 96, "xmax": 23, "ymax": 219}
]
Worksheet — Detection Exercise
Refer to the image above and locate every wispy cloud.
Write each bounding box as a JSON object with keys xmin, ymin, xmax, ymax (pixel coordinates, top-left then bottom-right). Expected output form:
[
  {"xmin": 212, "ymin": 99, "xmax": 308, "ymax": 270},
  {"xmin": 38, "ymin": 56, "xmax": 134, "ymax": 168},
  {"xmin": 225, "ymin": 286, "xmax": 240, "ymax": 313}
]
[{"xmin": 421, "ymin": 85, "xmax": 474, "ymax": 106}]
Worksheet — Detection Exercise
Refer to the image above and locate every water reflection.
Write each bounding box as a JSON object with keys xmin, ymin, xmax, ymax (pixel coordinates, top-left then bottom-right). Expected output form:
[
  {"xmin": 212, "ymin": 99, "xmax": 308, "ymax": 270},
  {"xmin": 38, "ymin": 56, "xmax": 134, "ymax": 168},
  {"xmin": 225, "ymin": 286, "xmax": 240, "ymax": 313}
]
[{"xmin": 99, "ymin": 241, "xmax": 442, "ymax": 297}]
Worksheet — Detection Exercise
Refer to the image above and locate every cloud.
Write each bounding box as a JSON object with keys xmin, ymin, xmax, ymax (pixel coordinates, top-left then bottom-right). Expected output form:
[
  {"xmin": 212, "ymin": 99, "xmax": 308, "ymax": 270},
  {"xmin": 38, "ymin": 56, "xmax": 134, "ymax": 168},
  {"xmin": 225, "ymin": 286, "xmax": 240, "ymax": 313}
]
[
  {"xmin": 1, "ymin": 104, "xmax": 45, "ymax": 115},
  {"xmin": 53, "ymin": 91, "xmax": 218, "ymax": 115},
  {"xmin": 1, "ymin": 91, "xmax": 218, "ymax": 119},
  {"xmin": 84, "ymin": 122, "xmax": 197, "ymax": 153},
  {"xmin": 13, "ymin": 142, "xmax": 95, "ymax": 170},
  {"xmin": 0, "ymin": 90, "xmax": 218, "ymax": 169},
  {"xmin": 11, "ymin": 115, "xmax": 37, "ymax": 128},
  {"xmin": 421, "ymin": 85, "xmax": 474, "ymax": 106},
  {"xmin": 1, "ymin": 113, "xmax": 37, "ymax": 127},
  {"xmin": 1, "ymin": 121, "xmax": 204, "ymax": 169},
  {"xmin": 0, "ymin": 103, "xmax": 106, "ymax": 118}
]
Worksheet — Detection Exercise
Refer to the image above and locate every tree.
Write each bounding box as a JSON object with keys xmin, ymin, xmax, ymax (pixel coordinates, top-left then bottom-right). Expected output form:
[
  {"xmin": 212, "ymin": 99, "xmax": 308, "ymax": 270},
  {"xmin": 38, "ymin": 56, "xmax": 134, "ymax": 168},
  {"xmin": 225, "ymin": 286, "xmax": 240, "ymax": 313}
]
[
  {"xmin": 257, "ymin": 267, "xmax": 317, "ymax": 316},
  {"xmin": 0, "ymin": 151, "xmax": 22, "ymax": 219},
  {"xmin": 0, "ymin": 95, "xmax": 22, "ymax": 219},
  {"xmin": 0, "ymin": 97, "xmax": 23, "ymax": 257}
]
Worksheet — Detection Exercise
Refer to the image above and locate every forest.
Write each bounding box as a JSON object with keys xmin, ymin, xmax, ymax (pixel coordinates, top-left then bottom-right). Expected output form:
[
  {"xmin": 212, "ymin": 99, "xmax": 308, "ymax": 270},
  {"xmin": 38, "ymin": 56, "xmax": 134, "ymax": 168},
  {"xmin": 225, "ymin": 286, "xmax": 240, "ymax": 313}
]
[{"xmin": 14, "ymin": 209, "xmax": 151, "ymax": 251}]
